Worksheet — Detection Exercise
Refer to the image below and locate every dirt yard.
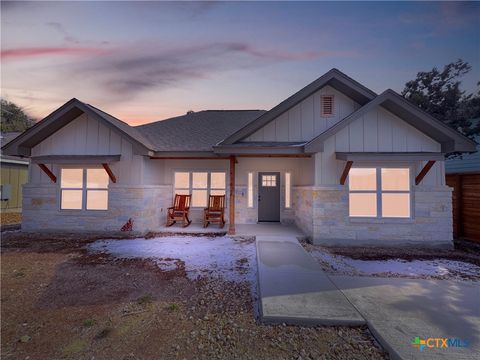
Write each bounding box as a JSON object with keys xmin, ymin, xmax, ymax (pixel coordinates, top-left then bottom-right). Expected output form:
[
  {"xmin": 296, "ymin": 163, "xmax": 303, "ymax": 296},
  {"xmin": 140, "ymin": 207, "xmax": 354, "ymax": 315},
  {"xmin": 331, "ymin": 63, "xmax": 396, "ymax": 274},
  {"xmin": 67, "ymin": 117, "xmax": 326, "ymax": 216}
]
[{"xmin": 1, "ymin": 232, "xmax": 387, "ymax": 360}]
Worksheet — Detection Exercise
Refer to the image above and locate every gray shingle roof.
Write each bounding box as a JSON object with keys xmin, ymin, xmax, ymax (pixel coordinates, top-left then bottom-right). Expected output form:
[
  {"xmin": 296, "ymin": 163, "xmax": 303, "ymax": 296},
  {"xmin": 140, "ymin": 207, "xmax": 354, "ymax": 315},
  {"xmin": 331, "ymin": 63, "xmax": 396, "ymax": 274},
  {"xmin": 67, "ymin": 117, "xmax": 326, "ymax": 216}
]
[{"xmin": 135, "ymin": 110, "xmax": 266, "ymax": 152}]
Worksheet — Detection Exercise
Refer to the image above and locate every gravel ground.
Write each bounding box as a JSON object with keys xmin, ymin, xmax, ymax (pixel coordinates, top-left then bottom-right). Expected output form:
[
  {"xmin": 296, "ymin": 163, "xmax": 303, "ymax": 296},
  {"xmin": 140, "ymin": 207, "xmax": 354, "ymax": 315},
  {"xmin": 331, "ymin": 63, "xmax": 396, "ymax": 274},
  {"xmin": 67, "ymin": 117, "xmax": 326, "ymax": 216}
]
[
  {"xmin": 1, "ymin": 232, "xmax": 388, "ymax": 359},
  {"xmin": 302, "ymin": 241, "xmax": 480, "ymax": 281}
]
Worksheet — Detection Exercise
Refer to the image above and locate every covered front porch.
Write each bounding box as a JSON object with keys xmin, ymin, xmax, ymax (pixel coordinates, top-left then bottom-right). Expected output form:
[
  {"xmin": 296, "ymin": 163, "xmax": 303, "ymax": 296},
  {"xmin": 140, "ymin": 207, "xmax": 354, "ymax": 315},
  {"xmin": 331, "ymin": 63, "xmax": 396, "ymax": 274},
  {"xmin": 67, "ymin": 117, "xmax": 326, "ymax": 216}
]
[{"xmin": 152, "ymin": 222, "xmax": 306, "ymax": 239}]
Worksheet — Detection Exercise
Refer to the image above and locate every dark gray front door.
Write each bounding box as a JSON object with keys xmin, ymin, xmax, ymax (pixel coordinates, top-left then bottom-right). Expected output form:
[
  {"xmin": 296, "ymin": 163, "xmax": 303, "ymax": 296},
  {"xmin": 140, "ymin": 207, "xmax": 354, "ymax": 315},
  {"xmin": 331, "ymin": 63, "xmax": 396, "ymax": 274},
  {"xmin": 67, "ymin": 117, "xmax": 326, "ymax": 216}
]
[{"xmin": 258, "ymin": 172, "xmax": 280, "ymax": 222}]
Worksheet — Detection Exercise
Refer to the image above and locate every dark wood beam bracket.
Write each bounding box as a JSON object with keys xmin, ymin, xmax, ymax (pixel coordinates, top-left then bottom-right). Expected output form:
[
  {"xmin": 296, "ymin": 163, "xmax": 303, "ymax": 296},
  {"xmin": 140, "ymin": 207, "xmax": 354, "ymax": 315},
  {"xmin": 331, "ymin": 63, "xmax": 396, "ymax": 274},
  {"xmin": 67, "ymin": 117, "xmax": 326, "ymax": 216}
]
[
  {"xmin": 228, "ymin": 155, "xmax": 236, "ymax": 235},
  {"xmin": 102, "ymin": 163, "xmax": 117, "ymax": 183},
  {"xmin": 340, "ymin": 161, "xmax": 353, "ymax": 185},
  {"xmin": 415, "ymin": 160, "xmax": 436, "ymax": 185},
  {"xmin": 38, "ymin": 164, "xmax": 57, "ymax": 183}
]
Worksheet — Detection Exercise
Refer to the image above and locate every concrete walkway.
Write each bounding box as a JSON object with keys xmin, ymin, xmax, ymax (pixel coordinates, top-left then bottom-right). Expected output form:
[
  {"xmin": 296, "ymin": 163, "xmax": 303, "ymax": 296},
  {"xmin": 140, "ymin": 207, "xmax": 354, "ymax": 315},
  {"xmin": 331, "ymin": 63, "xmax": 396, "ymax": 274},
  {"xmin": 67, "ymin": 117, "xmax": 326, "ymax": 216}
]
[
  {"xmin": 331, "ymin": 276, "xmax": 480, "ymax": 360},
  {"xmin": 256, "ymin": 236, "xmax": 365, "ymax": 325},
  {"xmin": 256, "ymin": 236, "xmax": 480, "ymax": 359}
]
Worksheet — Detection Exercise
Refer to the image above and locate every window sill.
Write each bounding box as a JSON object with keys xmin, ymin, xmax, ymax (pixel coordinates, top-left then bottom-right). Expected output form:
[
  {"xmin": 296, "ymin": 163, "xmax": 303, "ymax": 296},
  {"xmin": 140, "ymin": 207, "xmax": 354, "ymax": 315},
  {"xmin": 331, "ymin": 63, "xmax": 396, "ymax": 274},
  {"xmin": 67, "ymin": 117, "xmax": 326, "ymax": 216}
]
[
  {"xmin": 58, "ymin": 210, "xmax": 109, "ymax": 215},
  {"xmin": 348, "ymin": 217, "xmax": 414, "ymax": 224}
]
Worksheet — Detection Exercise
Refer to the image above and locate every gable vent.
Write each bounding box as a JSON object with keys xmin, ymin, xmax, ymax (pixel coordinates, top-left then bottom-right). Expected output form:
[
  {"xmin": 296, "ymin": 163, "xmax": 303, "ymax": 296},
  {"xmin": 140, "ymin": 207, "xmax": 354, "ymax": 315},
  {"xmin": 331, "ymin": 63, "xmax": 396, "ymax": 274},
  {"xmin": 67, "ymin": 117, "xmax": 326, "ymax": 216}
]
[{"xmin": 321, "ymin": 95, "xmax": 334, "ymax": 117}]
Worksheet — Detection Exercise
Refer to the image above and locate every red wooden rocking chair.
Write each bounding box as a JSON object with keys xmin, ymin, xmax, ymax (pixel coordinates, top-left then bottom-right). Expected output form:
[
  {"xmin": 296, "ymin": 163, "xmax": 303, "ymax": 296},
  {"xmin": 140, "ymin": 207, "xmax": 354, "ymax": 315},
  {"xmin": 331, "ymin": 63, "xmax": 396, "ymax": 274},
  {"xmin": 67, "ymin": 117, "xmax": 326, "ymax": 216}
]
[
  {"xmin": 166, "ymin": 194, "xmax": 192, "ymax": 227},
  {"xmin": 203, "ymin": 195, "xmax": 226, "ymax": 228}
]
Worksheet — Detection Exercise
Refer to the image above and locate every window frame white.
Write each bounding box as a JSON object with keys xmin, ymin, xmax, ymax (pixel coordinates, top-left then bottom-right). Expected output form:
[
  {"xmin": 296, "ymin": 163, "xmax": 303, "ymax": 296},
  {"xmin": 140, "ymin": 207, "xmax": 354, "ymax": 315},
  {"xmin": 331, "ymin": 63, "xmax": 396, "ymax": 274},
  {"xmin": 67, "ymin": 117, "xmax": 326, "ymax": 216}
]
[
  {"xmin": 60, "ymin": 167, "xmax": 109, "ymax": 211},
  {"xmin": 285, "ymin": 172, "xmax": 292, "ymax": 209},
  {"xmin": 247, "ymin": 172, "xmax": 254, "ymax": 208},
  {"xmin": 348, "ymin": 165, "xmax": 412, "ymax": 219},
  {"xmin": 173, "ymin": 171, "xmax": 226, "ymax": 208}
]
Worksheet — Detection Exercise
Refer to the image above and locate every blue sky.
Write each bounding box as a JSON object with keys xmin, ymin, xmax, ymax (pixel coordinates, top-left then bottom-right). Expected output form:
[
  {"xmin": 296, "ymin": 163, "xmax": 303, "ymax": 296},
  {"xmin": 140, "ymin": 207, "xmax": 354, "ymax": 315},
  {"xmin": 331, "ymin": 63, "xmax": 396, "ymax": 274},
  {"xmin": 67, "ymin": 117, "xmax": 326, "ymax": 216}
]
[{"xmin": 1, "ymin": 1, "xmax": 479, "ymax": 125}]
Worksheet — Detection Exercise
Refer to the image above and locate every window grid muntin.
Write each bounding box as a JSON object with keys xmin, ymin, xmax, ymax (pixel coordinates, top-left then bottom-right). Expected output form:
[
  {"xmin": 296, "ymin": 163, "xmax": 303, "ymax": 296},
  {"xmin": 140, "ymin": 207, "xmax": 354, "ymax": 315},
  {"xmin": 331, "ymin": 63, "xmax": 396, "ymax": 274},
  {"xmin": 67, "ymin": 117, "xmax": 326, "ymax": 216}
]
[
  {"xmin": 262, "ymin": 175, "xmax": 276, "ymax": 187},
  {"xmin": 349, "ymin": 167, "xmax": 411, "ymax": 218},
  {"xmin": 60, "ymin": 168, "xmax": 109, "ymax": 211},
  {"xmin": 174, "ymin": 171, "xmax": 226, "ymax": 208}
]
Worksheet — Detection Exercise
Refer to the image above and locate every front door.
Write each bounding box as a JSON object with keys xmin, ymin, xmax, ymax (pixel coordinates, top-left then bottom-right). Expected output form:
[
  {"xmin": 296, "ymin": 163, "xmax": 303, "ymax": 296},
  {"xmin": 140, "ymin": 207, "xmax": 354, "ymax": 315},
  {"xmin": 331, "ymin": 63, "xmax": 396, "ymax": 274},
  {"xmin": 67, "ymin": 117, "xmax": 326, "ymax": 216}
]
[{"xmin": 258, "ymin": 172, "xmax": 280, "ymax": 222}]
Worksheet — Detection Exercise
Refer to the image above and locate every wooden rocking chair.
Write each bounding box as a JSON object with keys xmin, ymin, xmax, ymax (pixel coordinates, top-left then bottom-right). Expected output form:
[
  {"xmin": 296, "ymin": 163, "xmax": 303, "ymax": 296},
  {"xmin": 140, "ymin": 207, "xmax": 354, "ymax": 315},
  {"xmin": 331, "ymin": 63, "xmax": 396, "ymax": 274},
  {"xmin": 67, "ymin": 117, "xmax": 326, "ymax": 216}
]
[
  {"xmin": 203, "ymin": 195, "xmax": 226, "ymax": 228},
  {"xmin": 166, "ymin": 194, "xmax": 192, "ymax": 227}
]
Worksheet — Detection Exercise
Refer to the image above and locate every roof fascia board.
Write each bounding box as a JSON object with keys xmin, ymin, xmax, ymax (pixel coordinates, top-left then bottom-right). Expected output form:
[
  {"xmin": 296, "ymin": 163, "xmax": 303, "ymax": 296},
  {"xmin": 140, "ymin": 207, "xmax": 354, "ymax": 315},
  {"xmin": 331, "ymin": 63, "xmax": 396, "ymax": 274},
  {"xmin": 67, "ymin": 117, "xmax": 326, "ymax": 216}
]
[
  {"xmin": 213, "ymin": 145, "xmax": 304, "ymax": 155},
  {"xmin": 219, "ymin": 69, "xmax": 377, "ymax": 145},
  {"xmin": 74, "ymin": 103, "xmax": 153, "ymax": 154},
  {"xmin": 1, "ymin": 99, "xmax": 80, "ymax": 156},
  {"xmin": 151, "ymin": 151, "xmax": 218, "ymax": 158},
  {"xmin": 336, "ymin": 152, "xmax": 445, "ymax": 161},
  {"xmin": 2, "ymin": 99, "xmax": 153, "ymax": 157},
  {"xmin": 31, "ymin": 155, "xmax": 121, "ymax": 164},
  {"xmin": 305, "ymin": 90, "xmax": 477, "ymax": 154}
]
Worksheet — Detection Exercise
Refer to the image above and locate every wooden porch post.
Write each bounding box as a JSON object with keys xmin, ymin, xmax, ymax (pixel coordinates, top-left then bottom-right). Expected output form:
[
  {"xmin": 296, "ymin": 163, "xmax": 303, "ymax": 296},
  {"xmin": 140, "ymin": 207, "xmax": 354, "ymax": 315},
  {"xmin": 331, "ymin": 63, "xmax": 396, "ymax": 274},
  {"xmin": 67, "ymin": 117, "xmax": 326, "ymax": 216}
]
[{"xmin": 228, "ymin": 155, "xmax": 236, "ymax": 235}]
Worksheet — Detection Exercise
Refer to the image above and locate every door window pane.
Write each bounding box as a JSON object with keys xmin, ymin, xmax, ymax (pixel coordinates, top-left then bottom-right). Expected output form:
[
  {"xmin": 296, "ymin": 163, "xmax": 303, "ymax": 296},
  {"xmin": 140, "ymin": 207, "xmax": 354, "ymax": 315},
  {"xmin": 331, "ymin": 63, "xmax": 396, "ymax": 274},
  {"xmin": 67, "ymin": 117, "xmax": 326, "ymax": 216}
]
[
  {"xmin": 381, "ymin": 168, "xmax": 410, "ymax": 191},
  {"xmin": 61, "ymin": 190, "xmax": 82, "ymax": 210},
  {"xmin": 174, "ymin": 172, "xmax": 190, "ymax": 189},
  {"xmin": 61, "ymin": 169, "xmax": 83, "ymax": 188},
  {"xmin": 349, "ymin": 193, "xmax": 377, "ymax": 217},
  {"xmin": 211, "ymin": 172, "xmax": 226, "ymax": 189},
  {"xmin": 382, "ymin": 193, "xmax": 410, "ymax": 218},
  {"xmin": 349, "ymin": 168, "xmax": 376, "ymax": 190},
  {"xmin": 210, "ymin": 189, "xmax": 226, "ymax": 196},
  {"xmin": 192, "ymin": 172, "xmax": 208, "ymax": 188},
  {"xmin": 87, "ymin": 169, "xmax": 109, "ymax": 189},
  {"xmin": 262, "ymin": 175, "xmax": 276, "ymax": 187},
  {"xmin": 86, "ymin": 190, "xmax": 108, "ymax": 210},
  {"xmin": 192, "ymin": 189, "xmax": 207, "ymax": 207}
]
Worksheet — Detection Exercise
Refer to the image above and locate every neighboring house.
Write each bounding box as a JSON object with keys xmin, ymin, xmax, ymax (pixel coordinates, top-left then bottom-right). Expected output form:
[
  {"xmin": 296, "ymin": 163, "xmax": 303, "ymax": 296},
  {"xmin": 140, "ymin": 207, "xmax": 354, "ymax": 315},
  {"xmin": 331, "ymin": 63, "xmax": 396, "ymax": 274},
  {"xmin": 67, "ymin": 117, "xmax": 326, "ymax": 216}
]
[
  {"xmin": 1, "ymin": 132, "xmax": 29, "ymax": 212},
  {"xmin": 2, "ymin": 69, "xmax": 476, "ymax": 246},
  {"xmin": 445, "ymin": 119, "xmax": 480, "ymax": 242}
]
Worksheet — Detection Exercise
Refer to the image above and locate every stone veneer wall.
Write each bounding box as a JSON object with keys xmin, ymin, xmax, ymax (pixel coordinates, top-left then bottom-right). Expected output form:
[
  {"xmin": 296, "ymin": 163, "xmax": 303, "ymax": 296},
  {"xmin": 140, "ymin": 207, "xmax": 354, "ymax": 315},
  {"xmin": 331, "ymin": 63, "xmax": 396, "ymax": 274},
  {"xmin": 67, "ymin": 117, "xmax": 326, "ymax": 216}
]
[
  {"xmin": 293, "ymin": 187, "xmax": 314, "ymax": 238},
  {"xmin": 294, "ymin": 185, "xmax": 453, "ymax": 246},
  {"xmin": 22, "ymin": 184, "xmax": 171, "ymax": 233}
]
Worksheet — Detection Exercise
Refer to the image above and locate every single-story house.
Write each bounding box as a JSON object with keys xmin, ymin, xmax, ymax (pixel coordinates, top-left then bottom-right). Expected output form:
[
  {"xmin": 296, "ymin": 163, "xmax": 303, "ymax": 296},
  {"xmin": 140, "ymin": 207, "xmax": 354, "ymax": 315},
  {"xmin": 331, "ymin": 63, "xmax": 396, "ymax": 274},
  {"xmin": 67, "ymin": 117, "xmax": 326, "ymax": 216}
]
[
  {"xmin": 1, "ymin": 132, "xmax": 29, "ymax": 212},
  {"xmin": 2, "ymin": 69, "xmax": 476, "ymax": 246}
]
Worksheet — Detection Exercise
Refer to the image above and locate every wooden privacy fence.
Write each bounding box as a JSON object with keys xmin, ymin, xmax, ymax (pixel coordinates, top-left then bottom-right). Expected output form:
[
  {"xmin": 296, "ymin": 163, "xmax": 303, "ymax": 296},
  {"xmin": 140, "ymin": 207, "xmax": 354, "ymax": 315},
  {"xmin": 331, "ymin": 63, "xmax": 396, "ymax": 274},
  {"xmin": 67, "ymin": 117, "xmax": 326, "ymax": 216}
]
[{"xmin": 446, "ymin": 173, "xmax": 480, "ymax": 243}]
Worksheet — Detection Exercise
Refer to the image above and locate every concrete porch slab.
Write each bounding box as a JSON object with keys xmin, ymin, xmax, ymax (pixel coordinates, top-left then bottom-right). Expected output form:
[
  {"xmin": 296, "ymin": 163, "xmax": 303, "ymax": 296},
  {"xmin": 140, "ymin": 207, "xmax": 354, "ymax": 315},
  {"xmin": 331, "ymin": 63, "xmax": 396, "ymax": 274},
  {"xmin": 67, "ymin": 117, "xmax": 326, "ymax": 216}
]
[{"xmin": 256, "ymin": 236, "xmax": 365, "ymax": 325}]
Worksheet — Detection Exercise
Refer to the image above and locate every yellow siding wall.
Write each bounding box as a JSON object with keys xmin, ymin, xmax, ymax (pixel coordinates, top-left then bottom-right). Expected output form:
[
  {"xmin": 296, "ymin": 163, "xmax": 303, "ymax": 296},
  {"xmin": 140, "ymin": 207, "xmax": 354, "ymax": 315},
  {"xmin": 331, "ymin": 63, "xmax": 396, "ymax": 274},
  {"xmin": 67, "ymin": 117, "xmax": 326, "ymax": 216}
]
[{"xmin": 1, "ymin": 164, "xmax": 28, "ymax": 211}]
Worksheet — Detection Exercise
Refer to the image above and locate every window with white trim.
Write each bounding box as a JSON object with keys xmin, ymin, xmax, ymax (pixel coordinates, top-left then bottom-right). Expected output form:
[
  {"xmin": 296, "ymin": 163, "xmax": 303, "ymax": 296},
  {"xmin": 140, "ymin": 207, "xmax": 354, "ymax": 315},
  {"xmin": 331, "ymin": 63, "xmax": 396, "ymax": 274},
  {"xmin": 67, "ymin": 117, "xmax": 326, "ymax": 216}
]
[
  {"xmin": 348, "ymin": 167, "xmax": 410, "ymax": 218},
  {"xmin": 285, "ymin": 172, "xmax": 291, "ymax": 208},
  {"xmin": 247, "ymin": 172, "xmax": 254, "ymax": 208},
  {"xmin": 174, "ymin": 172, "xmax": 226, "ymax": 208},
  {"xmin": 321, "ymin": 95, "xmax": 334, "ymax": 117},
  {"xmin": 60, "ymin": 168, "xmax": 109, "ymax": 210}
]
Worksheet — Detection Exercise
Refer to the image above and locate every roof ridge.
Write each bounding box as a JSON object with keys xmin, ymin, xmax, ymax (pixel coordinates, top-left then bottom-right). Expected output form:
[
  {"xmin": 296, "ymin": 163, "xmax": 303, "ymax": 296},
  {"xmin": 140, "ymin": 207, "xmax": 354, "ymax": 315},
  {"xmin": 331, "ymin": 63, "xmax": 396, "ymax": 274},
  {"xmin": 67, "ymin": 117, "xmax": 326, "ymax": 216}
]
[{"xmin": 135, "ymin": 109, "xmax": 266, "ymax": 128}]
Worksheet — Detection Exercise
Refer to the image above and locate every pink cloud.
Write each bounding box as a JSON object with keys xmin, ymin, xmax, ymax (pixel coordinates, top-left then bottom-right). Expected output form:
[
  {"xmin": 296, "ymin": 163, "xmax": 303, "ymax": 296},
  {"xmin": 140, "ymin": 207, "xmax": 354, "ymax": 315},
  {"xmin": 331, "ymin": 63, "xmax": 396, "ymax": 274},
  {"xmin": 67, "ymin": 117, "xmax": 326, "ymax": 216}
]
[{"xmin": 1, "ymin": 47, "xmax": 110, "ymax": 60}]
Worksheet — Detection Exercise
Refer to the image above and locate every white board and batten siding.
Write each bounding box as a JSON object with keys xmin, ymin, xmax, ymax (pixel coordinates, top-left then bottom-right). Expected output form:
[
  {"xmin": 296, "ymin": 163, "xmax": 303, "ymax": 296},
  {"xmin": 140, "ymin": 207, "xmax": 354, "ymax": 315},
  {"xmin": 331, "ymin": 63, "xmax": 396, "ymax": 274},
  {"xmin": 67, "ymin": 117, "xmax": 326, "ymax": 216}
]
[
  {"xmin": 315, "ymin": 106, "xmax": 445, "ymax": 186},
  {"xmin": 244, "ymin": 85, "xmax": 360, "ymax": 142},
  {"xmin": 30, "ymin": 113, "xmax": 142, "ymax": 185}
]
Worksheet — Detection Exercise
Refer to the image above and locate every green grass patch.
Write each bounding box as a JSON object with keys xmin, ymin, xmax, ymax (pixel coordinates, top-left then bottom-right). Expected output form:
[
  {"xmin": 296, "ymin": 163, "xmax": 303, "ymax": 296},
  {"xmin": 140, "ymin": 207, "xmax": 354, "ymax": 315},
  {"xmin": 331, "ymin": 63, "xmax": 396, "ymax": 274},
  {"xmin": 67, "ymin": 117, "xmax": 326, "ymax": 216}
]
[
  {"xmin": 83, "ymin": 319, "xmax": 95, "ymax": 327},
  {"xmin": 166, "ymin": 303, "xmax": 179, "ymax": 311},
  {"xmin": 136, "ymin": 294, "xmax": 154, "ymax": 305}
]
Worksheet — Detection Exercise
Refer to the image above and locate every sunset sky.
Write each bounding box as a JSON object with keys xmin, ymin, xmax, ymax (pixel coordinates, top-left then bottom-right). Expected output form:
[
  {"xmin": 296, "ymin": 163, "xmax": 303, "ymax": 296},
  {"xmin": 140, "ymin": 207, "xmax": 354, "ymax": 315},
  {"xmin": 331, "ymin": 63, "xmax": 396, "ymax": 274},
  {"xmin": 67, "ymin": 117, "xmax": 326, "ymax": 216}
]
[{"xmin": 1, "ymin": 1, "xmax": 479, "ymax": 125}]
